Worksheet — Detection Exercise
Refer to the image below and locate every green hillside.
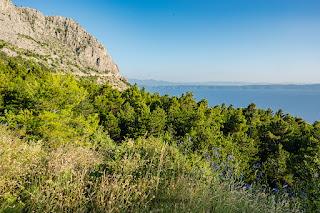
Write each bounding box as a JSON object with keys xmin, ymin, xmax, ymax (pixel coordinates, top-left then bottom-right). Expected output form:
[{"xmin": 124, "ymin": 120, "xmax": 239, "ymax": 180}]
[{"xmin": 0, "ymin": 52, "xmax": 319, "ymax": 212}]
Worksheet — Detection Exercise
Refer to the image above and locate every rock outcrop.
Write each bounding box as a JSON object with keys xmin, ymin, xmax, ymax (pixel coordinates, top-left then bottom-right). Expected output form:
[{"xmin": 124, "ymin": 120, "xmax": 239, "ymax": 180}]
[{"xmin": 0, "ymin": 0, "xmax": 129, "ymax": 90}]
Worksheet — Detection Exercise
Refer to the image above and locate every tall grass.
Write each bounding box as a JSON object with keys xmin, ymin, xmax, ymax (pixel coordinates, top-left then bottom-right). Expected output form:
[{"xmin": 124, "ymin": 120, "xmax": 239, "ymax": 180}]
[{"xmin": 0, "ymin": 126, "xmax": 301, "ymax": 212}]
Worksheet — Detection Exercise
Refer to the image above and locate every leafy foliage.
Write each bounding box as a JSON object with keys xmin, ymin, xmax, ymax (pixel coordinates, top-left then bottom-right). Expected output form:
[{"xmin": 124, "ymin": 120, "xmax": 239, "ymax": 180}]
[{"xmin": 0, "ymin": 52, "xmax": 319, "ymax": 211}]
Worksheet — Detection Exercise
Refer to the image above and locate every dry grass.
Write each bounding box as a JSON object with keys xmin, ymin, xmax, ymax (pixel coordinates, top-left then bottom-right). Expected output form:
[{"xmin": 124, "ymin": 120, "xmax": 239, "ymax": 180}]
[
  {"xmin": 0, "ymin": 126, "xmax": 43, "ymax": 211},
  {"xmin": 0, "ymin": 125, "xmax": 103, "ymax": 212},
  {"xmin": 0, "ymin": 126, "xmax": 301, "ymax": 212}
]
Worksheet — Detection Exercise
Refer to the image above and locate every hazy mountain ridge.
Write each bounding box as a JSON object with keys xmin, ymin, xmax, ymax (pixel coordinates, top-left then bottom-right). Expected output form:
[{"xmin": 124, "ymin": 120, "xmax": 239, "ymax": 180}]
[
  {"xmin": 128, "ymin": 78, "xmax": 255, "ymax": 86},
  {"xmin": 0, "ymin": 0, "xmax": 129, "ymax": 90},
  {"xmin": 129, "ymin": 78, "xmax": 320, "ymax": 90}
]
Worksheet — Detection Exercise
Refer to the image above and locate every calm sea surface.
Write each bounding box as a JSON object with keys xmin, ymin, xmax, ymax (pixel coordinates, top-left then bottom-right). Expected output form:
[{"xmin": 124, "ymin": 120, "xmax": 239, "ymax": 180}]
[{"xmin": 141, "ymin": 86, "xmax": 320, "ymax": 124}]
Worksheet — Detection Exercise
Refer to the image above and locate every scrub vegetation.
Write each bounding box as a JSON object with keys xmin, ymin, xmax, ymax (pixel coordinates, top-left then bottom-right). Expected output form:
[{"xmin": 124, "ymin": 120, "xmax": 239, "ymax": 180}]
[{"xmin": 0, "ymin": 52, "xmax": 319, "ymax": 212}]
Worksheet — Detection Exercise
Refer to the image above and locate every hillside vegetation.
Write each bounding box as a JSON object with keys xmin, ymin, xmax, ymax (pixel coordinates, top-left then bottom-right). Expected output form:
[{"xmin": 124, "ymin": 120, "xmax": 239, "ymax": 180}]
[{"xmin": 0, "ymin": 52, "xmax": 319, "ymax": 212}]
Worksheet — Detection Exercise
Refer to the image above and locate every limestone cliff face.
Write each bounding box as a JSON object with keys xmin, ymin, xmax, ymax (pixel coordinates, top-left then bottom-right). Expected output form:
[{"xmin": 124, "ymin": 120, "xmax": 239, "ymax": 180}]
[{"xmin": 0, "ymin": 0, "xmax": 129, "ymax": 90}]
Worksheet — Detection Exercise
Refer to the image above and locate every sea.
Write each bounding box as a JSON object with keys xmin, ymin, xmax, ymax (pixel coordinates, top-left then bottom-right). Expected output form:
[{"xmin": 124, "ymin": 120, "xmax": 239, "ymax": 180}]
[{"xmin": 138, "ymin": 85, "xmax": 320, "ymax": 124}]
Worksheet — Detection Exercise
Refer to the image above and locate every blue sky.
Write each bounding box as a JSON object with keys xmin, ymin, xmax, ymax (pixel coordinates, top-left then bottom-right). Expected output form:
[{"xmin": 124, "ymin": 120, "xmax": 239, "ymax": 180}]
[{"xmin": 12, "ymin": 0, "xmax": 320, "ymax": 83}]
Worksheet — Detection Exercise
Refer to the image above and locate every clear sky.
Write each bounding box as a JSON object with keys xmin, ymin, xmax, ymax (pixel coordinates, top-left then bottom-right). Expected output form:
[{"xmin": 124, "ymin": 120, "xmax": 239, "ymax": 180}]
[{"xmin": 12, "ymin": 0, "xmax": 320, "ymax": 83}]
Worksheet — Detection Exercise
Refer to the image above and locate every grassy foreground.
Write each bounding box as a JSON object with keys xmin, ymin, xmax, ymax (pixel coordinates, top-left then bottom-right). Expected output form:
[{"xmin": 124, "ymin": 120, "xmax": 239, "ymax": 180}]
[{"xmin": 0, "ymin": 125, "xmax": 301, "ymax": 212}]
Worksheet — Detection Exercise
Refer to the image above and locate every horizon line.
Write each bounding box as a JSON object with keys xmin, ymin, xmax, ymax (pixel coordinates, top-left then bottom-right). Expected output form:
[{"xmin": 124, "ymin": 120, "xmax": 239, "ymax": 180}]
[{"xmin": 127, "ymin": 78, "xmax": 320, "ymax": 86}]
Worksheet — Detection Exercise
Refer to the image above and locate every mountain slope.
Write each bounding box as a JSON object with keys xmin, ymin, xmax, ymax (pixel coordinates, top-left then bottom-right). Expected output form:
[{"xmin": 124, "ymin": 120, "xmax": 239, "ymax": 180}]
[{"xmin": 0, "ymin": 0, "xmax": 129, "ymax": 90}]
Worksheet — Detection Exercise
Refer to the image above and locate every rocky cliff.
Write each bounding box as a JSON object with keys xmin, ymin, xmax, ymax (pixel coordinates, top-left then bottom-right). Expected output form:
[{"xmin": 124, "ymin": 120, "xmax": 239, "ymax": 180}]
[{"xmin": 0, "ymin": 0, "xmax": 129, "ymax": 90}]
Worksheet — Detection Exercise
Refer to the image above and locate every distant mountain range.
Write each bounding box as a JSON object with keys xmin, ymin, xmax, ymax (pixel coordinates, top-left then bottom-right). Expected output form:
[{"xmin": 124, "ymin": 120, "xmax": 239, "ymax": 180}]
[
  {"xmin": 128, "ymin": 78, "xmax": 320, "ymax": 90},
  {"xmin": 128, "ymin": 78, "xmax": 257, "ymax": 86}
]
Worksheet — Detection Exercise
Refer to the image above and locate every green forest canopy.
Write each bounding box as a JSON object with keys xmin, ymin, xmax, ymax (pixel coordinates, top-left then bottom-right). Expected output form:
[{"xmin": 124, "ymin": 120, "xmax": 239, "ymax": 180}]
[{"xmin": 0, "ymin": 52, "xmax": 319, "ymax": 210}]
